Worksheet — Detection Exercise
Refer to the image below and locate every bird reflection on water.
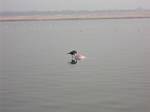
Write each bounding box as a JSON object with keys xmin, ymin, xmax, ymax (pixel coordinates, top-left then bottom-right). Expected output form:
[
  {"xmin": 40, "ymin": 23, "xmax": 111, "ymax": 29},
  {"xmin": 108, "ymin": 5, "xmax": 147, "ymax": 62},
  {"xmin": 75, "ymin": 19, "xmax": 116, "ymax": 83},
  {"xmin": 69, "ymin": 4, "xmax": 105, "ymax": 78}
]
[{"xmin": 70, "ymin": 59, "xmax": 77, "ymax": 64}]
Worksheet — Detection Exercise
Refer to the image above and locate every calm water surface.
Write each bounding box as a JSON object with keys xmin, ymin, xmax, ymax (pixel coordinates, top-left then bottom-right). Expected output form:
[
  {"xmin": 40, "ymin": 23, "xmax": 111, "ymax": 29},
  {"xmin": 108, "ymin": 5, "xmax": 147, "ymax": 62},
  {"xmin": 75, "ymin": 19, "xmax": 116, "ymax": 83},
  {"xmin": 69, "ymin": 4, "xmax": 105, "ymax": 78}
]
[{"xmin": 1, "ymin": 19, "xmax": 150, "ymax": 112}]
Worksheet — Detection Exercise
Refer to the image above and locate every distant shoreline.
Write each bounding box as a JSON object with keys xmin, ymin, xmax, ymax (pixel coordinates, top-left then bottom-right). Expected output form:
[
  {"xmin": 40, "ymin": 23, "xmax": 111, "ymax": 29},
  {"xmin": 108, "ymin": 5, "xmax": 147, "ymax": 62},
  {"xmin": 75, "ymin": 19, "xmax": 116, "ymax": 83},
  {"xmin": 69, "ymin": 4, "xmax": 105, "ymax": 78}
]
[
  {"xmin": 1, "ymin": 10, "xmax": 150, "ymax": 21},
  {"xmin": 0, "ymin": 16, "xmax": 150, "ymax": 22}
]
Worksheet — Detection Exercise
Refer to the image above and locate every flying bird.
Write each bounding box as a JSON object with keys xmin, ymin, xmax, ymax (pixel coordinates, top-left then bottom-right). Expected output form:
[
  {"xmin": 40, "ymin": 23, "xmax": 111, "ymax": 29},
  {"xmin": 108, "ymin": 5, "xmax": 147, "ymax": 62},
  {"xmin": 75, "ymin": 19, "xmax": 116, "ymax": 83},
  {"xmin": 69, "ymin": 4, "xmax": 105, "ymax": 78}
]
[{"xmin": 67, "ymin": 50, "xmax": 86, "ymax": 64}]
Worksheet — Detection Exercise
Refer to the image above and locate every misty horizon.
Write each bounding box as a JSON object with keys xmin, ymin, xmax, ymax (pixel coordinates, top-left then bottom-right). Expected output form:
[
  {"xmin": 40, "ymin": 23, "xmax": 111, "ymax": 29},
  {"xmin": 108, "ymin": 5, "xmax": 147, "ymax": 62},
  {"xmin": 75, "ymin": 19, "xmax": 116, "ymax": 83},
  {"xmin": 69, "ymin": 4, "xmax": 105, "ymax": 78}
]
[
  {"xmin": 0, "ymin": 8, "xmax": 150, "ymax": 13},
  {"xmin": 1, "ymin": 0, "xmax": 150, "ymax": 12}
]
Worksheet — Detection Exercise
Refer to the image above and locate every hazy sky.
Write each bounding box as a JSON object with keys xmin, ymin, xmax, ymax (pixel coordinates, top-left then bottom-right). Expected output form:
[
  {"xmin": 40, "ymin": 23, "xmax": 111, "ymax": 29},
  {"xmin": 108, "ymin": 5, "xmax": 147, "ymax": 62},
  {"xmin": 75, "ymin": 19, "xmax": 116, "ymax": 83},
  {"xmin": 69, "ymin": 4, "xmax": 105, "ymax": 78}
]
[{"xmin": 1, "ymin": 0, "xmax": 150, "ymax": 12}]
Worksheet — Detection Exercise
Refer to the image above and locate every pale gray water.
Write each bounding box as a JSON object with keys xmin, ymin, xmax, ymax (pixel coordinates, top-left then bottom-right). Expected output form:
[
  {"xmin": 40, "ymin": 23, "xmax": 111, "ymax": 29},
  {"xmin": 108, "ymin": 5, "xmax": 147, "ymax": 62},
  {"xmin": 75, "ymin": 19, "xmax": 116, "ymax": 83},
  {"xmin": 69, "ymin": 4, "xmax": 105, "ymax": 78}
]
[{"xmin": 1, "ymin": 19, "xmax": 150, "ymax": 112}]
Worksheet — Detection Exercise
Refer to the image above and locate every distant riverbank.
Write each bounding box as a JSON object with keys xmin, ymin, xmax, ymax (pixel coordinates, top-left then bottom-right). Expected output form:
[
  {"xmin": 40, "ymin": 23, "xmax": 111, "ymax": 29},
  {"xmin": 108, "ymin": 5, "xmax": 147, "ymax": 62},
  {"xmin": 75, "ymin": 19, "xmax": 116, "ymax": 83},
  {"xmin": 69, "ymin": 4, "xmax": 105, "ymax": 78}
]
[{"xmin": 0, "ymin": 10, "xmax": 150, "ymax": 21}]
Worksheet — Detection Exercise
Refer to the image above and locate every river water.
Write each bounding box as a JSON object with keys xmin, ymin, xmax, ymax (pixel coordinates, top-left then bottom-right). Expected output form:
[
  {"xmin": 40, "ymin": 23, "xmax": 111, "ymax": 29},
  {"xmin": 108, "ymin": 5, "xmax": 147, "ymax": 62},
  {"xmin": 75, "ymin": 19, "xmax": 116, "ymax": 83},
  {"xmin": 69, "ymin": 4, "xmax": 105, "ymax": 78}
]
[{"xmin": 1, "ymin": 19, "xmax": 150, "ymax": 112}]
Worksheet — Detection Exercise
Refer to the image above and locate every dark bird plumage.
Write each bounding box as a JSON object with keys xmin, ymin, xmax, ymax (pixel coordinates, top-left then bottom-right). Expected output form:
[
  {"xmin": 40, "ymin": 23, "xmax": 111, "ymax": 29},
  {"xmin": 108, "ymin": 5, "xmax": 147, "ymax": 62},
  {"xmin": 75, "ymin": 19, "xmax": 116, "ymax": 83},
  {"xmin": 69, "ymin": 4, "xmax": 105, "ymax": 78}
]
[
  {"xmin": 70, "ymin": 59, "xmax": 77, "ymax": 64},
  {"xmin": 67, "ymin": 50, "xmax": 77, "ymax": 55}
]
